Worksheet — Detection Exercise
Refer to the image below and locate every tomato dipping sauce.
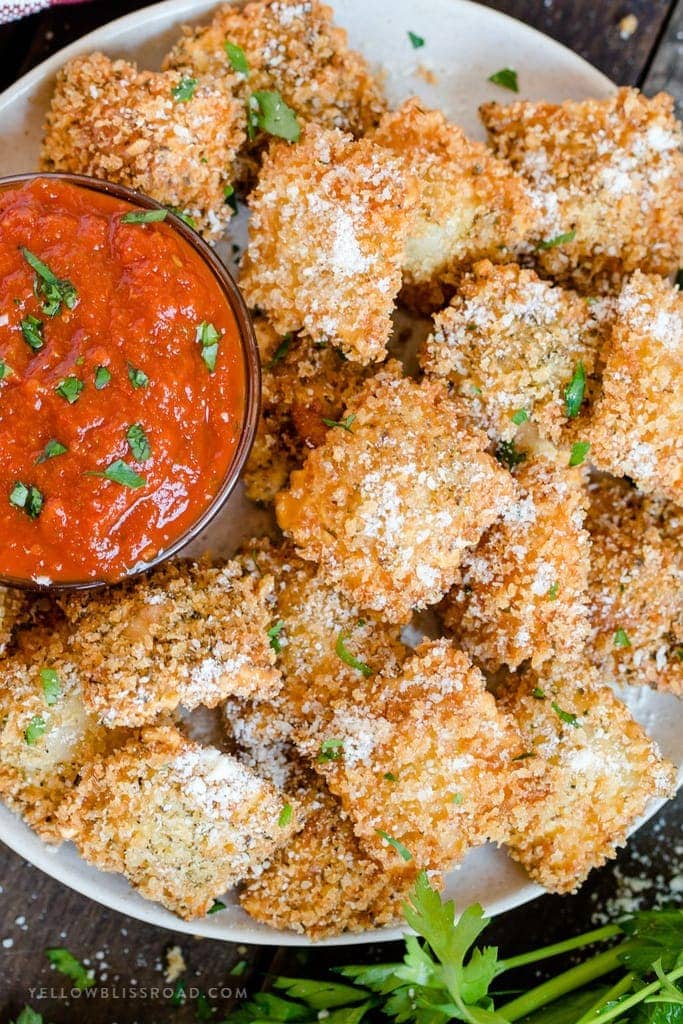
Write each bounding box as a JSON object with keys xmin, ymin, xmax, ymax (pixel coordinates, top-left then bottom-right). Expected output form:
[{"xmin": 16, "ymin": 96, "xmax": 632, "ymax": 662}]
[{"xmin": 0, "ymin": 177, "xmax": 248, "ymax": 585}]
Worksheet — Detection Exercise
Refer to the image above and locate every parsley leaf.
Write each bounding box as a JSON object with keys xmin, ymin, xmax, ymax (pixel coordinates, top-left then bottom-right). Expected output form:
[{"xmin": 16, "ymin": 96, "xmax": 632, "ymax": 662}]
[
  {"xmin": 317, "ymin": 738, "xmax": 344, "ymax": 763},
  {"xmin": 55, "ymin": 375, "xmax": 84, "ymax": 404},
  {"xmin": 94, "ymin": 365, "xmax": 111, "ymax": 389},
  {"xmin": 614, "ymin": 627, "xmax": 632, "ymax": 649},
  {"xmin": 196, "ymin": 320, "xmax": 221, "ymax": 372},
  {"xmin": 36, "ymin": 439, "xmax": 67, "ymax": 463},
  {"xmin": 25, "ymin": 714, "xmax": 46, "ymax": 745},
  {"xmin": 511, "ymin": 408, "xmax": 528, "ymax": 425},
  {"xmin": 537, "ymin": 229, "xmax": 577, "ymax": 250},
  {"xmin": 488, "ymin": 67, "xmax": 518, "ymax": 92},
  {"xmin": 532, "ymin": 687, "xmax": 546, "ymax": 699},
  {"xmin": 267, "ymin": 619, "xmax": 285, "ymax": 653},
  {"xmin": 20, "ymin": 314, "xmax": 44, "ymax": 351},
  {"xmin": 121, "ymin": 208, "xmax": 168, "ymax": 224},
  {"xmin": 375, "ymin": 830, "xmax": 412, "ymax": 862},
  {"xmin": 88, "ymin": 459, "xmax": 146, "ymax": 489},
  {"xmin": 335, "ymin": 631, "xmax": 372, "ymax": 677},
  {"xmin": 12, "ymin": 1009, "xmax": 44, "ymax": 1024},
  {"xmin": 40, "ymin": 668, "xmax": 60, "ymax": 706},
  {"xmin": 166, "ymin": 206, "xmax": 197, "ymax": 229},
  {"xmin": 225, "ymin": 40, "xmax": 249, "ymax": 75},
  {"xmin": 249, "ymin": 90, "xmax": 301, "ymax": 142},
  {"xmin": 278, "ymin": 802, "xmax": 293, "ymax": 827},
  {"xmin": 45, "ymin": 947, "xmax": 94, "ymax": 990},
  {"xmin": 569, "ymin": 440, "xmax": 590, "ymax": 466},
  {"xmin": 126, "ymin": 423, "xmax": 151, "ymax": 462},
  {"xmin": 408, "ymin": 30, "xmax": 425, "ymax": 48},
  {"xmin": 495, "ymin": 439, "xmax": 527, "ymax": 469},
  {"xmin": 322, "ymin": 413, "xmax": 356, "ymax": 432},
  {"xmin": 564, "ymin": 361, "xmax": 586, "ymax": 418},
  {"xmin": 547, "ymin": 582, "xmax": 559, "ymax": 600},
  {"xmin": 552, "ymin": 701, "xmax": 580, "ymax": 727},
  {"xmin": 21, "ymin": 247, "xmax": 78, "ymax": 316},
  {"xmin": 268, "ymin": 333, "xmax": 293, "ymax": 368},
  {"xmin": 172, "ymin": 77, "xmax": 197, "ymax": 102},
  {"xmin": 10, "ymin": 481, "xmax": 43, "ymax": 519},
  {"xmin": 127, "ymin": 364, "xmax": 149, "ymax": 389},
  {"xmin": 208, "ymin": 900, "xmax": 226, "ymax": 915},
  {"xmin": 0, "ymin": 360, "xmax": 14, "ymax": 380}
]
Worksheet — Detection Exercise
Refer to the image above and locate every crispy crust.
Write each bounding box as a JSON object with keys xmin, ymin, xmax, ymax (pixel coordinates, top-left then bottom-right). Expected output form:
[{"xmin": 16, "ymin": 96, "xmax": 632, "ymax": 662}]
[
  {"xmin": 240, "ymin": 125, "xmax": 419, "ymax": 364},
  {"xmin": 441, "ymin": 455, "xmax": 591, "ymax": 671},
  {"xmin": 298, "ymin": 639, "xmax": 529, "ymax": 873},
  {"xmin": 370, "ymin": 99, "xmax": 534, "ymax": 311},
  {"xmin": 0, "ymin": 586, "xmax": 31, "ymax": 655},
  {"xmin": 420, "ymin": 260, "xmax": 612, "ymax": 444},
  {"xmin": 276, "ymin": 366, "xmax": 517, "ymax": 622},
  {"xmin": 500, "ymin": 661, "xmax": 676, "ymax": 893},
  {"xmin": 40, "ymin": 53, "xmax": 244, "ymax": 239},
  {"xmin": 586, "ymin": 272, "xmax": 683, "ymax": 504},
  {"xmin": 59, "ymin": 559, "xmax": 281, "ymax": 728},
  {"xmin": 585, "ymin": 474, "xmax": 682, "ymax": 694},
  {"xmin": 480, "ymin": 88, "xmax": 683, "ymax": 291},
  {"xmin": 57, "ymin": 724, "xmax": 297, "ymax": 918}
]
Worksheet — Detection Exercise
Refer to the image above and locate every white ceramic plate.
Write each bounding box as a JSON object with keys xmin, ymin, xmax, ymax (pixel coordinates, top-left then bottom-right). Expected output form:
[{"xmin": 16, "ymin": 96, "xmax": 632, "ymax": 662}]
[{"xmin": 0, "ymin": 0, "xmax": 681, "ymax": 947}]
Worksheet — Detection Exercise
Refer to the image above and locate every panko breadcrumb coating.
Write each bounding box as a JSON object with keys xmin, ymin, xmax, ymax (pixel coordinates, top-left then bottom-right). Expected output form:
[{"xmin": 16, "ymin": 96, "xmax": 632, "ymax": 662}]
[
  {"xmin": 500, "ymin": 662, "xmax": 676, "ymax": 893},
  {"xmin": 0, "ymin": 617, "xmax": 125, "ymax": 842},
  {"xmin": 240, "ymin": 125, "xmax": 419, "ymax": 364},
  {"xmin": 60, "ymin": 559, "xmax": 280, "ymax": 728},
  {"xmin": 57, "ymin": 725, "xmax": 297, "ymax": 919},
  {"xmin": 480, "ymin": 87, "xmax": 683, "ymax": 291},
  {"xmin": 240, "ymin": 769, "xmax": 421, "ymax": 938},
  {"xmin": 370, "ymin": 99, "xmax": 534, "ymax": 311},
  {"xmin": 276, "ymin": 367, "xmax": 517, "ymax": 622},
  {"xmin": 244, "ymin": 320, "xmax": 372, "ymax": 503},
  {"xmin": 0, "ymin": 586, "xmax": 30, "ymax": 655},
  {"xmin": 41, "ymin": 53, "xmax": 244, "ymax": 240},
  {"xmin": 441, "ymin": 455, "xmax": 591, "ymax": 671},
  {"xmin": 420, "ymin": 260, "xmax": 612, "ymax": 444},
  {"xmin": 587, "ymin": 272, "xmax": 683, "ymax": 504},
  {"xmin": 164, "ymin": 0, "xmax": 386, "ymax": 151},
  {"xmin": 299, "ymin": 639, "xmax": 529, "ymax": 874},
  {"xmin": 585, "ymin": 474, "xmax": 682, "ymax": 694}
]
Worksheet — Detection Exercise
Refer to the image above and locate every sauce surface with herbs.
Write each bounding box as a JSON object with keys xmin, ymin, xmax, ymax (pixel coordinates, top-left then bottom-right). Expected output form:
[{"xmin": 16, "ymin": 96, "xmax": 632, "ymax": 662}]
[{"xmin": 0, "ymin": 178, "xmax": 245, "ymax": 584}]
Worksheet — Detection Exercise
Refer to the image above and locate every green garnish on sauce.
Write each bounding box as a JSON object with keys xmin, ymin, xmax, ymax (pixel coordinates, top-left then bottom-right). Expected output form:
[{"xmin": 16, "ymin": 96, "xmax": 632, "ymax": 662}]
[
  {"xmin": 569, "ymin": 440, "xmax": 590, "ymax": 466},
  {"xmin": 0, "ymin": 361, "xmax": 13, "ymax": 380},
  {"xmin": 40, "ymin": 668, "xmax": 60, "ymax": 706},
  {"xmin": 564, "ymin": 361, "xmax": 586, "ymax": 418},
  {"xmin": 278, "ymin": 803, "xmax": 293, "ymax": 827},
  {"xmin": 127, "ymin": 364, "xmax": 149, "ymax": 389},
  {"xmin": 20, "ymin": 314, "xmax": 44, "ymax": 351},
  {"xmin": 614, "ymin": 628, "xmax": 631, "ymax": 649},
  {"xmin": 537, "ymin": 229, "xmax": 576, "ymax": 250},
  {"xmin": 552, "ymin": 701, "xmax": 580, "ymax": 727},
  {"xmin": 224, "ymin": 40, "xmax": 249, "ymax": 75},
  {"xmin": 267, "ymin": 620, "xmax": 285, "ymax": 653},
  {"xmin": 21, "ymin": 247, "xmax": 78, "ymax": 317},
  {"xmin": 9, "ymin": 482, "xmax": 43, "ymax": 519},
  {"xmin": 317, "ymin": 738, "xmax": 344, "ymax": 763},
  {"xmin": 196, "ymin": 320, "xmax": 220, "ymax": 372},
  {"xmin": 121, "ymin": 208, "xmax": 168, "ymax": 224},
  {"xmin": 375, "ymin": 830, "xmax": 412, "ymax": 862},
  {"xmin": 166, "ymin": 207, "xmax": 197, "ymax": 230},
  {"xmin": 408, "ymin": 30, "xmax": 425, "ymax": 48},
  {"xmin": 172, "ymin": 77, "xmax": 197, "ymax": 102},
  {"xmin": 488, "ymin": 68, "xmax": 518, "ymax": 92},
  {"xmin": 126, "ymin": 423, "xmax": 152, "ymax": 462},
  {"xmin": 335, "ymin": 631, "xmax": 372, "ymax": 677},
  {"xmin": 94, "ymin": 365, "xmax": 111, "ymax": 390},
  {"xmin": 248, "ymin": 90, "xmax": 301, "ymax": 142},
  {"xmin": 36, "ymin": 439, "xmax": 67, "ymax": 464},
  {"xmin": 322, "ymin": 413, "xmax": 356, "ymax": 432},
  {"xmin": 25, "ymin": 715, "xmax": 46, "ymax": 745},
  {"xmin": 89, "ymin": 459, "xmax": 146, "ymax": 490},
  {"xmin": 55, "ymin": 376, "xmax": 84, "ymax": 404}
]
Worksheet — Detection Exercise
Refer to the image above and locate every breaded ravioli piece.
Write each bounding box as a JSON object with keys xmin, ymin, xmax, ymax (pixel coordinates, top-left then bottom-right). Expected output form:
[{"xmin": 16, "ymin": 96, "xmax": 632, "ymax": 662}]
[
  {"xmin": 480, "ymin": 88, "xmax": 683, "ymax": 291},
  {"xmin": 240, "ymin": 769, "xmax": 420, "ymax": 938},
  {"xmin": 0, "ymin": 617, "xmax": 125, "ymax": 842},
  {"xmin": 441, "ymin": 456, "xmax": 591, "ymax": 671},
  {"xmin": 60, "ymin": 559, "xmax": 280, "ymax": 728},
  {"xmin": 164, "ymin": 0, "xmax": 385, "ymax": 145},
  {"xmin": 240, "ymin": 126, "xmax": 419, "ymax": 364},
  {"xmin": 500, "ymin": 661, "xmax": 675, "ymax": 893},
  {"xmin": 586, "ymin": 474, "xmax": 683, "ymax": 694},
  {"xmin": 370, "ymin": 99, "xmax": 534, "ymax": 310},
  {"xmin": 276, "ymin": 367, "xmax": 516, "ymax": 622},
  {"xmin": 0, "ymin": 586, "xmax": 30, "ymax": 655},
  {"xmin": 244, "ymin": 320, "xmax": 371, "ymax": 503},
  {"xmin": 57, "ymin": 725, "xmax": 297, "ymax": 918},
  {"xmin": 298, "ymin": 639, "xmax": 529, "ymax": 874},
  {"xmin": 587, "ymin": 273, "xmax": 683, "ymax": 504},
  {"xmin": 41, "ymin": 53, "xmax": 244, "ymax": 239},
  {"xmin": 421, "ymin": 261, "xmax": 611, "ymax": 444}
]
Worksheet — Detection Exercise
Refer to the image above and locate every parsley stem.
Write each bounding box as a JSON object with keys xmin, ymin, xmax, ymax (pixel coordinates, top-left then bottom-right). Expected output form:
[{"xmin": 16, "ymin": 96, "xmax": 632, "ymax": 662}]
[
  {"xmin": 573, "ymin": 972, "xmax": 635, "ymax": 1023},
  {"xmin": 573, "ymin": 963, "xmax": 683, "ymax": 1024},
  {"xmin": 497, "ymin": 924, "xmax": 620, "ymax": 972}
]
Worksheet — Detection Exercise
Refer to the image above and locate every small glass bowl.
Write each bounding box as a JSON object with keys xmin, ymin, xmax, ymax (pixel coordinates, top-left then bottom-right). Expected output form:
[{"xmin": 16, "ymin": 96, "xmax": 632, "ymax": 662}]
[{"xmin": 0, "ymin": 172, "xmax": 260, "ymax": 592}]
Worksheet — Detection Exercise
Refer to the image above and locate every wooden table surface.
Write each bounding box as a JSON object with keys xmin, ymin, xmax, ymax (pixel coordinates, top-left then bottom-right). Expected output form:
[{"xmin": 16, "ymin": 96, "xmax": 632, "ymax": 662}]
[{"xmin": 0, "ymin": 1, "xmax": 681, "ymax": 1020}]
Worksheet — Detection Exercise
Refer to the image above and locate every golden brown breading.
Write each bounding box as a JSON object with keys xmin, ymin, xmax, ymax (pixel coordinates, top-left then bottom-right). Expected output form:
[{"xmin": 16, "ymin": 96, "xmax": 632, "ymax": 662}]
[
  {"xmin": 420, "ymin": 260, "xmax": 612, "ymax": 444},
  {"xmin": 276, "ymin": 367, "xmax": 517, "ymax": 622},
  {"xmin": 0, "ymin": 617, "xmax": 125, "ymax": 842},
  {"xmin": 480, "ymin": 88, "xmax": 683, "ymax": 292},
  {"xmin": 244, "ymin": 320, "xmax": 372, "ymax": 503},
  {"xmin": 59, "ymin": 559, "xmax": 280, "ymax": 728},
  {"xmin": 0, "ymin": 586, "xmax": 30, "ymax": 655},
  {"xmin": 41, "ymin": 53, "xmax": 244, "ymax": 240},
  {"xmin": 585, "ymin": 474, "xmax": 682, "ymax": 694},
  {"xmin": 57, "ymin": 724, "xmax": 297, "ymax": 919},
  {"xmin": 240, "ymin": 125, "xmax": 419, "ymax": 365},
  {"xmin": 164, "ymin": 0, "xmax": 385, "ymax": 148},
  {"xmin": 370, "ymin": 99, "xmax": 534, "ymax": 311},
  {"xmin": 587, "ymin": 272, "xmax": 683, "ymax": 504},
  {"xmin": 240, "ymin": 769, "xmax": 421, "ymax": 938},
  {"xmin": 298, "ymin": 639, "xmax": 529, "ymax": 874},
  {"xmin": 500, "ymin": 661, "xmax": 676, "ymax": 893},
  {"xmin": 441, "ymin": 455, "xmax": 591, "ymax": 671}
]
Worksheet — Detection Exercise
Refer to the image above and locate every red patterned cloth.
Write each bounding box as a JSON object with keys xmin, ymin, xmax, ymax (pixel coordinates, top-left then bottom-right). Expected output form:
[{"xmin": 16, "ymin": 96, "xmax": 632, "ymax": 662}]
[{"xmin": 0, "ymin": 0, "xmax": 84, "ymax": 23}]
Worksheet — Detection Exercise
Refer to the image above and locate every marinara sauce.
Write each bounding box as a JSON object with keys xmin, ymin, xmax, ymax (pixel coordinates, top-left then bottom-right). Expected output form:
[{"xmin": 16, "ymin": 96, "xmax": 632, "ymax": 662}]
[{"xmin": 0, "ymin": 177, "xmax": 246, "ymax": 584}]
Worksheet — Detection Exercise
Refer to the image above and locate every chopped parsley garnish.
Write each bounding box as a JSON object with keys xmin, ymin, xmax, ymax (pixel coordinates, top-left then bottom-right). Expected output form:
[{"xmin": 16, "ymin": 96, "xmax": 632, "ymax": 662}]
[
  {"xmin": 127, "ymin": 364, "xmax": 149, "ymax": 389},
  {"xmin": 322, "ymin": 413, "xmax": 355, "ymax": 432},
  {"xmin": 40, "ymin": 668, "xmax": 60, "ymax": 706},
  {"xmin": 196, "ymin": 320, "xmax": 220, "ymax": 373},
  {"xmin": 268, "ymin": 333, "xmax": 292, "ymax": 368},
  {"xmin": 564, "ymin": 360, "xmax": 586, "ymax": 418},
  {"xmin": 94, "ymin": 365, "xmax": 111, "ymax": 389},
  {"xmin": 89, "ymin": 459, "xmax": 146, "ymax": 490},
  {"xmin": 170, "ymin": 979, "xmax": 186, "ymax": 1006},
  {"xmin": 248, "ymin": 90, "xmax": 301, "ymax": 142},
  {"xmin": 547, "ymin": 581, "xmax": 559, "ymax": 600},
  {"xmin": 0, "ymin": 361, "xmax": 13, "ymax": 380},
  {"xmin": 495, "ymin": 438, "xmax": 527, "ymax": 469},
  {"xmin": 126, "ymin": 423, "xmax": 152, "ymax": 462},
  {"xmin": 451, "ymin": 792, "xmax": 464, "ymax": 805},
  {"xmin": 196, "ymin": 993, "xmax": 214, "ymax": 1021},
  {"xmin": 20, "ymin": 314, "xmax": 44, "ymax": 351},
  {"xmin": 10, "ymin": 481, "xmax": 43, "ymax": 519},
  {"xmin": 614, "ymin": 627, "xmax": 631, "ymax": 649},
  {"xmin": 532, "ymin": 687, "xmax": 546, "ymax": 699},
  {"xmin": 512, "ymin": 751, "xmax": 535, "ymax": 761},
  {"xmin": 569, "ymin": 440, "xmax": 590, "ymax": 466},
  {"xmin": 21, "ymin": 247, "xmax": 78, "ymax": 317},
  {"xmin": 537, "ymin": 229, "xmax": 577, "ymax": 250},
  {"xmin": 25, "ymin": 714, "xmax": 46, "ymax": 745},
  {"xmin": 551, "ymin": 701, "xmax": 580, "ymax": 727},
  {"xmin": 267, "ymin": 619, "xmax": 285, "ymax": 653},
  {"xmin": 208, "ymin": 900, "xmax": 226, "ymax": 915},
  {"xmin": 384, "ymin": 772, "xmax": 397, "ymax": 782},
  {"xmin": 55, "ymin": 375, "xmax": 84, "ymax": 404},
  {"xmin": 375, "ymin": 830, "xmax": 412, "ymax": 862},
  {"xmin": 12, "ymin": 1009, "xmax": 43, "ymax": 1024},
  {"xmin": 278, "ymin": 802, "xmax": 293, "ymax": 827},
  {"xmin": 172, "ymin": 77, "xmax": 197, "ymax": 102},
  {"xmin": 408, "ymin": 30, "xmax": 425, "ymax": 48},
  {"xmin": 317, "ymin": 738, "xmax": 344, "ymax": 763},
  {"xmin": 121, "ymin": 208, "xmax": 168, "ymax": 224},
  {"xmin": 224, "ymin": 184, "xmax": 238, "ymax": 213},
  {"xmin": 224, "ymin": 40, "xmax": 249, "ymax": 75},
  {"xmin": 36, "ymin": 439, "xmax": 67, "ymax": 464},
  {"xmin": 470, "ymin": 383, "xmax": 483, "ymax": 395},
  {"xmin": 335, "ymin": 631, "xmax": 372, "ymax": 677},
  {"xmin": 488, "ymin": 67, "xmax": 518, "ymax": 91},
  {"xmin": 511, "ymin": 408, "xmax": 528, "ymax": 425},
  {"xmin": 45, "ymin": 947, "xmax": 94, "ymax": 991},
  {"xmin": 166, "ymin": 207, "xmax": 197, "ymax": 230},
  {"xmin": 230, "ymin": 959, "xmax": 248, "ymax": 976}
]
